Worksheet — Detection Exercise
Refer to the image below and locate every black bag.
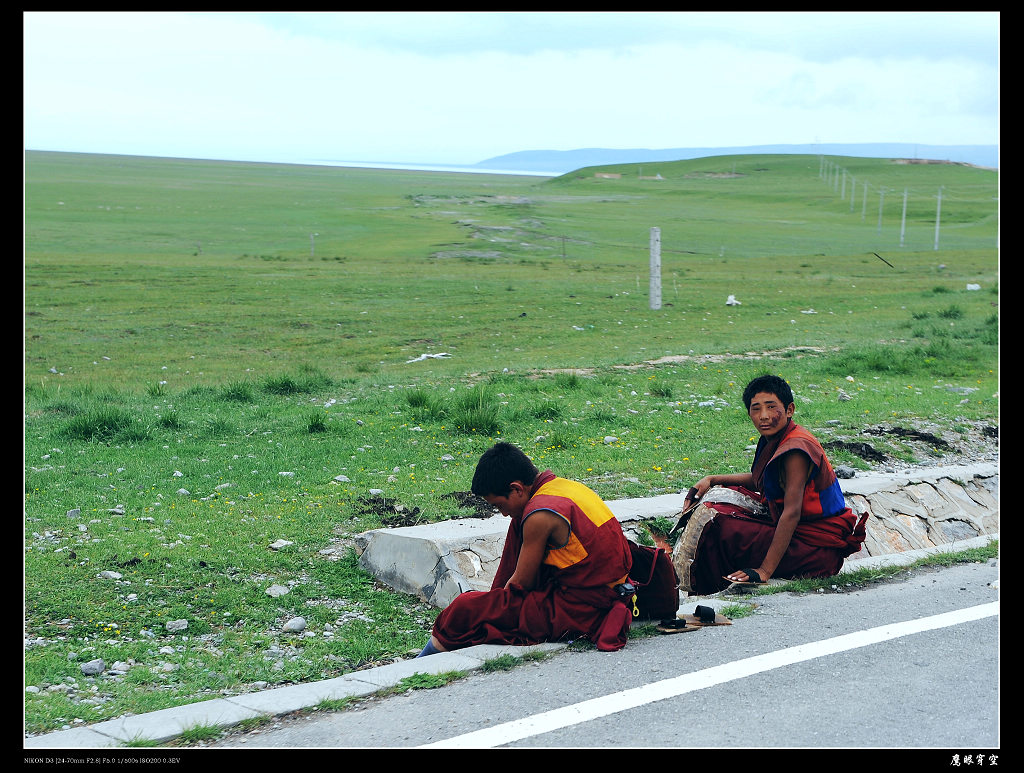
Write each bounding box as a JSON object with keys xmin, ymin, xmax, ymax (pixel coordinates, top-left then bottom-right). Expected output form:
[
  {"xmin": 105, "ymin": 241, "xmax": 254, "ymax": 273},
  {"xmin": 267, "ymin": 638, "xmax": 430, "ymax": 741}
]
[{"xmin": 625, "ymin": 539, "xmax": 680, "ymax": 620}]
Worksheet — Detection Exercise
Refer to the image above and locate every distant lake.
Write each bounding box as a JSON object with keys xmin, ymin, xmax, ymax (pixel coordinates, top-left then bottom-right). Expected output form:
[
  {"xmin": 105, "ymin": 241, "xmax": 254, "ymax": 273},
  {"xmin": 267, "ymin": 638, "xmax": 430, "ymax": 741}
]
[{"xmin": 302, "ymin": 158, "xmax": 557, "ymax": 177}]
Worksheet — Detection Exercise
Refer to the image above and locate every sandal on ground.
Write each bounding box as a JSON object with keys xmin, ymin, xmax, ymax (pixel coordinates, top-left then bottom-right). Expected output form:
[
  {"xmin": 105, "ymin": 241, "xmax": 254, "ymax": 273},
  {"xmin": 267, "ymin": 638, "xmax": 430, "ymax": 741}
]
[
  {"xmin": 677, "ymin": 604, "xmax": 733, "ymax": 627},
  {"xmin": 723, "ymin": 568, "xmax": 766, "ymax": 586},
  {"xmin": 656, "ymin": 619, "xmax": 700, "ymax": 634}
]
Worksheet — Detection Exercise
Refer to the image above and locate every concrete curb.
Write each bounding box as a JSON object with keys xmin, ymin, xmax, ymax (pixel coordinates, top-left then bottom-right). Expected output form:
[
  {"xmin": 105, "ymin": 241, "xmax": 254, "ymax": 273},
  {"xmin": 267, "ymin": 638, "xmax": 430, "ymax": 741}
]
[
  {"xmin": 23, "ymin": 642, "xmax": 564, "ymax": 749},
  {"xmin": 24, "ymin": 532, "xmax": 998, "ymax": 749}
]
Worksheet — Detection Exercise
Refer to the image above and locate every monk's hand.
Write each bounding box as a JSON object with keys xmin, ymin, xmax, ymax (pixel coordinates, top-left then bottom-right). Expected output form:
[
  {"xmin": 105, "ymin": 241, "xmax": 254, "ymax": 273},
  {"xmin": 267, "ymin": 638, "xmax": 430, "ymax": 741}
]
[
  {"xmin": 726, "ymin": 567, "xmax": 764, "ymax": 583},
  {"xmin": 684, "ymin": 477, "xmax": 713, "ymax": 508},
  {"xmin": 683, "ymin": 486, "xmax": 699, "ymax": 509}
]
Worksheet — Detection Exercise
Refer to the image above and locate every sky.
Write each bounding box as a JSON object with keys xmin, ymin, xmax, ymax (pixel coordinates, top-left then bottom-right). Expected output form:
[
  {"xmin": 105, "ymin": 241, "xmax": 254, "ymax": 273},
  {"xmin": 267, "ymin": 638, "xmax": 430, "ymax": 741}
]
[{"xmin": 23, "ymin": 11, "xmax": 1000, "ymax": 167}]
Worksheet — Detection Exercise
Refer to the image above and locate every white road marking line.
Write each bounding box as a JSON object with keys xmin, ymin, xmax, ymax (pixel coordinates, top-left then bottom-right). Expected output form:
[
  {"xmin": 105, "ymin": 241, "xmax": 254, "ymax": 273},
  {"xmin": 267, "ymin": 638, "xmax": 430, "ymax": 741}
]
[{"xmin": 420, "ymin": 602, "xmax": 997, "ymax": 748}]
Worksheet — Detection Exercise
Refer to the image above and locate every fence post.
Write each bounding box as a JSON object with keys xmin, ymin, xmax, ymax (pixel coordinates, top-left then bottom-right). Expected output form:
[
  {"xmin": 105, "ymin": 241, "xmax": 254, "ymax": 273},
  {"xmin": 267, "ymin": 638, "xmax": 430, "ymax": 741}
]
[
  {"xmin": 900, "ymin": 189, "xmax": 908, "ymax": 247},
  {"xmin": 649, "ymin": 227, "xmax": 662, "ymax": 310}
]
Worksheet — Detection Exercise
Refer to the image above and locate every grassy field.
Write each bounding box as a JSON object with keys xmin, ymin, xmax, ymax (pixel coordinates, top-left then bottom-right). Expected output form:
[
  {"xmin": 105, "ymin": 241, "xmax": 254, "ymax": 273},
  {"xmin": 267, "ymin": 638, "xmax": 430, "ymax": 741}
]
[{"xmin": 24, "ymin": 150, "xmax": 998, "ymax": 735}]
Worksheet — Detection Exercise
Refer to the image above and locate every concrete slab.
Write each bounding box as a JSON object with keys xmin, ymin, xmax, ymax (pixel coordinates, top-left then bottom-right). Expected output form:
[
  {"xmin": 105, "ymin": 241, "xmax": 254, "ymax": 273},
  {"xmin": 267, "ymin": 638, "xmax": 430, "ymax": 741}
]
[
  {"xmin": 225, "ymin": 675, "xmax": 380, "ymax": 715},
  {"xmin": 455, "ymin": 642, "xmax": 567, "ymax": 661},
  {"xmin": 840, "ymin": 463, "xmax": 997, "ymax": 497},
  {"xmin": 355, "ymin": 515, "xmax": 509, "ymax": 606},
  {"xmin": 23, "ymin": 725, "xmax": 123, "ymax": 749},
  {"xmin": 344, "ymin": 650, "xmax": 493, "ymax": 688},
  {"xmin": 83, "ymin": 698, "xmax": 264, "ymax": 744},
  {"xmin": 607, "ymin": 493, "xmax": 687, "ymax": 521}
]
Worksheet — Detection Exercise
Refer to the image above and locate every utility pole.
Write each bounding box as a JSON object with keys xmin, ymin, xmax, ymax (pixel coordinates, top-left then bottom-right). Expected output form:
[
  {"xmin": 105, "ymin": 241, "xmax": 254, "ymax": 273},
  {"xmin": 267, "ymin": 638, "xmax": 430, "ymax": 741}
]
[
  {"xmin": 649, "ymin": 227, "xmax": 662, "ymax": 311},
  {"xmin": 877, "ymin": 188, "xmax": 886, "ymax": 235},
  {"xmin": 900, "ymin": 189, "xmax": 908, "ymax": 247},
  {"xmin": 934, "ymin": 187, "xmax": 943, "ymax": 251}
]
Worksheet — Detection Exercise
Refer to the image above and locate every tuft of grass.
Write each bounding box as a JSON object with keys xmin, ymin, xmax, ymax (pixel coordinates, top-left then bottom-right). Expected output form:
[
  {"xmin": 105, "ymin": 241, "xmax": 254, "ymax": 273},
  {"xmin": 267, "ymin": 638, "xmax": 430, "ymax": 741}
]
[
  {"xmin": 262, "ymin": 374, "xmax": 305, "ymax": 395},
  {"xmin": 530, "ymin": 401, "xmax": 564, "ymax": 421},
  {"xmin": 261, "ymin": 368, "xmax": 334, "ymax": 396},
  {"xmin": 481, "ymin": 654, "xmax": 521, "ymax": 672},
  {"xmin": 388, "ymin": 670, "xmax": 467, "ymax": 694},
  {"xmin": 649, "ymin": 382, "xmax": 674, "ymax": 399},
  {"xmin": 58, "ymin": 407, "xmax": 150, "ymax": 443},
  {"xmin": 121, "ymin": 736, "xmax": 162, "ymax": 748},
  {"xmin": 553, "ymin": 372, "xmax": 584, "ymax": 390},
  {"xmin": 177, "ymin": 723, "xmax": 223, "ymax": 743},
  {"xmin": 304, "ymin": 411, "xmax": 328, "ymax": 434},
  {"xmin": 315, "ymin": 697, "xmax": 360, "ymax": 712},
  {"xmin": 450, "ymin": 386, "xmax": 502, "ymax": 436},
  {"xmin": 156, "ymin": 411, "xmax": 184, "ymax": 430},
  {"xmin": 938, "ymin": 304, "xmax": 964, "ymax": 319},
  {"xmin": 717, "ymin": 602, "xmax": 757, "ymax": 619},
  {"xmin": 405, "ymin": 388, "xmax": 446, "ymax": 421},
  {"xmin": 220, "ymin": 381, "xmax": 256, "ymax": 402}
]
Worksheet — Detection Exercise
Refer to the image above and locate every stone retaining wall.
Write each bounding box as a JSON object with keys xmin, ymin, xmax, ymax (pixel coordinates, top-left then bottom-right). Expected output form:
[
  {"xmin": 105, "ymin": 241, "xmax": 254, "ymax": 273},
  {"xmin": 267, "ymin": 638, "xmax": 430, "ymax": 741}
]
[
  {"xmin": 354, "ymin": 463, "xmax": 998, "ymax": 608},
  {"xmin": 841, "ymin": 463, "xmax": 998, "ymax": 559}
]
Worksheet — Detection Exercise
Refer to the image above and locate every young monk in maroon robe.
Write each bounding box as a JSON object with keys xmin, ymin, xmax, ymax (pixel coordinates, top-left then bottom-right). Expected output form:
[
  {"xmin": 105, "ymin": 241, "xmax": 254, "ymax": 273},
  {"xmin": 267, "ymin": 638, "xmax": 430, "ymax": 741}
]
[
  {"xmin": 678, "ymin": 375, "xmax": 867, "ymax": 594},
  {"xmin": 417, "ymin": 442, "xmax": 634, "ymax": 656}
]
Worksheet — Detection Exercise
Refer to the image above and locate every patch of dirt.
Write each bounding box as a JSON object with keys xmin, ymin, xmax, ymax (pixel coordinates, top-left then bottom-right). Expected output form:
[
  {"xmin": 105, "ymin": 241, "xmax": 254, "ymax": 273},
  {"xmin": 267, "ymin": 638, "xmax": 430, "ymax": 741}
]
[
  {"xmin": 351, "ymin": 491, "xmax": 497, "ymax": 527},
  {"xmin": 352, "ymin": 495, "xmax": 424, "ymax": 528},
  {"xmin": 823, "ymin": 420, "xmax": 998, "ymax": 469},
  {"xmin": 615, "ymin": 346, "xmax": 832, "ymax": 370},
  {"xmin": 441, "ymin": 490, "xmax": 498, "ymax": 519},
  {"xmin": 824, "ymin": 440, "xmax": 888, "ymax": 463},
  {"xmin": 863, "ymin": 426, "xmax": 952, "ymax": 450}
]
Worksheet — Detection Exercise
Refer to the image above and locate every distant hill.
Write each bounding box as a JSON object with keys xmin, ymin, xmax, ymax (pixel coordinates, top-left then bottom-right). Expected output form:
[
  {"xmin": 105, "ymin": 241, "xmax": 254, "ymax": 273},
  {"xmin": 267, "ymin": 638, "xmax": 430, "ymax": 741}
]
[{"xmin": 475, "ymin": 143, "xmax": 999, "ymax": 174}]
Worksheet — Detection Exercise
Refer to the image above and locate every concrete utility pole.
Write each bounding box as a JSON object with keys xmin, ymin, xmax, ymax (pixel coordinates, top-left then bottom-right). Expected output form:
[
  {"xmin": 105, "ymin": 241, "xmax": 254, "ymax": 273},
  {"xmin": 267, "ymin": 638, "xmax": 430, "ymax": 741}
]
[
  {"xmin": 900, "ymin": 189, "xmax": 908, "ymax": 247},
  {"xmin": 934, "ymin": 187, "xmax": 943, "ymax": 251},
  {"xmin": 649, "ymin": 227, "xmax": 661, "ymax": 311},
  {"xmin": 877, "ymin": 188, "xmax": 886, "ymax": 234},
  {"xmin": 862, "ymin": 182, "xmax": 868, "ymax": 220}
]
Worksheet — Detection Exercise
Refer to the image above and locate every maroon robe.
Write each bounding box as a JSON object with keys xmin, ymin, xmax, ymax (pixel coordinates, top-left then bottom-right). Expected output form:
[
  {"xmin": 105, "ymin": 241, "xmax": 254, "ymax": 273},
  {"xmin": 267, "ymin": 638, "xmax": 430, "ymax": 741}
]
[
  {"xmin": 431, "ymin": 471, "xmax": 634, "ymax": 652},
  {"xmin": 687, "ymin": 422, "xmax": 867, "ymax": 594}
]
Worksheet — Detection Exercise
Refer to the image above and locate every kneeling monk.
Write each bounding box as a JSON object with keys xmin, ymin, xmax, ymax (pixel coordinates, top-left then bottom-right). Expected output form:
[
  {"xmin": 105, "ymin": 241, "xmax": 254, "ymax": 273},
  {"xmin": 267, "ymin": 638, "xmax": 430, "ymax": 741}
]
[{"xmin": 418, "ymin": 442, "xmax": 634, "ymax": 656}]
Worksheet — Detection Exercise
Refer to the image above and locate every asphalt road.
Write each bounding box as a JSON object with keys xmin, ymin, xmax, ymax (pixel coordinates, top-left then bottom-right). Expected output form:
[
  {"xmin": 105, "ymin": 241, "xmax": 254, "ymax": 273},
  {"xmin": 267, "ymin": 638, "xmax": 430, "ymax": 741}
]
[{"xmin": 207, "ymin": 560, "xmax": 999, "ymax": 751}]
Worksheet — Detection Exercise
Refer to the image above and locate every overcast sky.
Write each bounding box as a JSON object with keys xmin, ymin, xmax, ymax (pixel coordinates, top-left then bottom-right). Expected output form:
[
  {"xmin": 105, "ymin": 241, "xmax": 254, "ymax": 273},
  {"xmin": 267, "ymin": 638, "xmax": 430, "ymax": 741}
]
[{"xmin": 23, "ymin": 11, "xmax": 1000, "ymax": 167}]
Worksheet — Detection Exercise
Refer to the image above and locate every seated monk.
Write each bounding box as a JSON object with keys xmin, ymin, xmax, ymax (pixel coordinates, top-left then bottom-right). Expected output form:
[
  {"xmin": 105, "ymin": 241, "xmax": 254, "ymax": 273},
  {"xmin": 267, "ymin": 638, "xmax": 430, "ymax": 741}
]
[
  {"xmin": 675, "ymin": 374, "xmax": 868, "ymax": 595},
  {"xmin": 417, "ymin": 442, "xmax": 635, "ymax": 656}
]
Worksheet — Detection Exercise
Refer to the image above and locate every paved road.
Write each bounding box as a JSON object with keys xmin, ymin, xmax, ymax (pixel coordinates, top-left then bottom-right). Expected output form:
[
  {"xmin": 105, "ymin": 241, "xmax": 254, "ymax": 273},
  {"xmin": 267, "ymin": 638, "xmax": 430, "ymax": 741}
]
[{"xmin": 207, "ymin": 560, "xmax": 999, "ymax": 750}]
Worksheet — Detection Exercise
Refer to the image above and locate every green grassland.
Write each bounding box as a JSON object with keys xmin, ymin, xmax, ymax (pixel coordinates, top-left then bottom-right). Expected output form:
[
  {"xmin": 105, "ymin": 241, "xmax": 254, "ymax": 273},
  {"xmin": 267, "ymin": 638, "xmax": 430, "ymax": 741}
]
[{"xmin": 24, "ymin": 150, "xmax": 997, "ymax": 734}]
